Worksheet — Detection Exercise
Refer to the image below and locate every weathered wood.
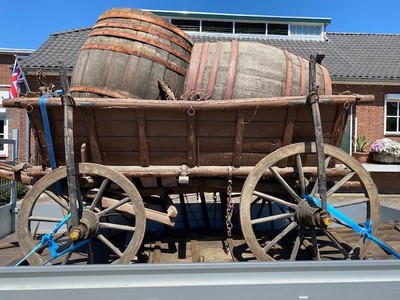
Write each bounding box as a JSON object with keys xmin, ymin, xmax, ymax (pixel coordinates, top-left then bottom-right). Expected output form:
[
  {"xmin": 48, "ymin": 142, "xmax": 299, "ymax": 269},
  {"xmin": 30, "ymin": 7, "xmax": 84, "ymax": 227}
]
[
  {"xmin": 101, "ymin": 197, "xmax": 175, "ymax": 227},
  {"xmin": 136, "ymin": 111, "xmax": 150, "ymax": 167},
  {"xmin": 84, "ymin": 109, "xmax": 102, "ymax": 164},
  {"xmin": 4, "ymin": 95, "xmax": 375, "ymax": 109},
  {"xmin": 70, "ymin": 8, "xmax": 192, "ymax": 99},
  {"xmin": 330, "ymin": 105, "xmax": 350, "ymax": 147},
  {"xmin": 232, "ymin": 110, "xmax": 245, "ymax": 167},
  {"xmin": 184, "ymin": 42, "xmax": 331, "ymax": 100},
  {"xmin": 186, "ymin": 111, "xmax": 197, "ymax": 167}
]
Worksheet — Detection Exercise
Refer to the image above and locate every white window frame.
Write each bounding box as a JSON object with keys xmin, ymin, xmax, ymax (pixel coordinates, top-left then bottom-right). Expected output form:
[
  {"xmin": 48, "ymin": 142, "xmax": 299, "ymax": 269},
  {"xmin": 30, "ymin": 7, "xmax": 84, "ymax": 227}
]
[
  {"xmin": 384, "ymin": 94, "xmax": 400, "ymax": 135},
  {"xmin": 0, "ymin": 90, "xmax": 9, "ymax": 157}
]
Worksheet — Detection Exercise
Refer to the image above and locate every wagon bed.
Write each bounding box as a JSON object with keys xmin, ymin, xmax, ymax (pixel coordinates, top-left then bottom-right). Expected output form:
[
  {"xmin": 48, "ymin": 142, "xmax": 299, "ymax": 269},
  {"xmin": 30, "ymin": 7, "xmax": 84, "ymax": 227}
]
[{"xmin": 4, "ymin": 94, "xmax": 371, "ymax": 180}]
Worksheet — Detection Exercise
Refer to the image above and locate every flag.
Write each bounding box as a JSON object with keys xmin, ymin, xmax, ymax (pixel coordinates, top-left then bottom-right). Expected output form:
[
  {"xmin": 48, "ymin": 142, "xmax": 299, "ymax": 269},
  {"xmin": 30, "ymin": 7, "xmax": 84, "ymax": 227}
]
[{"xmin": 10, "ymin": 59, "xmax": 25, "ymax": 98}]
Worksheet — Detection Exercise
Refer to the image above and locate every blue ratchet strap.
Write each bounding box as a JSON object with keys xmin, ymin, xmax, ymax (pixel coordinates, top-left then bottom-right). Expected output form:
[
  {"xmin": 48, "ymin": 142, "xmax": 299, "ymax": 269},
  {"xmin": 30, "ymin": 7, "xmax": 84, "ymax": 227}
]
[
  {"xmin": 44, "ymin": 238, "xmax": 90, "ymax": 265},
  {"xmin": 15, "ymin": 213, "xmax": 71, "ymax": 266},
  {"xmin": 304, "ymin": 194, "xmax": 400, "ymax": 259},
  {"xmin": 39, "ymin": 94, "xmax": 63, "ymax": 195}
]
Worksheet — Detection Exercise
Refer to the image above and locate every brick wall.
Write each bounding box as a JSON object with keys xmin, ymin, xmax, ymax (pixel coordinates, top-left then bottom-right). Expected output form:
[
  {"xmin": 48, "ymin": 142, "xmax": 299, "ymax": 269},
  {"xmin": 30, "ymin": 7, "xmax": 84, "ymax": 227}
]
[
  {"xmin": 333, "ymin": 83, "xmax": 400, "ymax": 146},
  {"xmin": 0, "ymin": 54, "xmax": 14, "ymax": 87}
]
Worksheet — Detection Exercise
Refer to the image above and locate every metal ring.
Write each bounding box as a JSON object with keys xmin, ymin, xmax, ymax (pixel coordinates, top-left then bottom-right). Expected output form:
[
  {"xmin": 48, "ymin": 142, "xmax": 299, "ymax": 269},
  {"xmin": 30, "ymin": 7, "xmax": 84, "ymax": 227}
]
[
  {"xmin": 187, "ymin": 106, "xmax": 196, "ymax": 116},
  {"xmin": 26, "ymin": 104, "xmax": 34, "ymax": 113},
  {"xmin": 343, "ymin": 101, "xmax": 351, "ymax": 110}
]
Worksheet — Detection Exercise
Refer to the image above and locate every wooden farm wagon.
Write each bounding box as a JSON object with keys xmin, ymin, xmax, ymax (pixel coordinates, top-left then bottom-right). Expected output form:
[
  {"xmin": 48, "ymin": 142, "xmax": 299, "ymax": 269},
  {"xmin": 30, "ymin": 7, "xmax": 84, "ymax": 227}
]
[{"xmin": 1, "ymin": 8, "xmax": 387, "ymax": 265}]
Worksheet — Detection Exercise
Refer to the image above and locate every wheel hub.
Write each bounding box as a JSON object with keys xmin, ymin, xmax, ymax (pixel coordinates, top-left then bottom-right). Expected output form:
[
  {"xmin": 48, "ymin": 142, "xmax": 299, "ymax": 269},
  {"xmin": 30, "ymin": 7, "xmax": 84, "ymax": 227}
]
[
  {"xmin": 69, "ymin": 209, "xmax": 99, "ymax": 241},
  {"xmin": 294, "ymin": 199, "xmax": 331, "ymax": 228}
]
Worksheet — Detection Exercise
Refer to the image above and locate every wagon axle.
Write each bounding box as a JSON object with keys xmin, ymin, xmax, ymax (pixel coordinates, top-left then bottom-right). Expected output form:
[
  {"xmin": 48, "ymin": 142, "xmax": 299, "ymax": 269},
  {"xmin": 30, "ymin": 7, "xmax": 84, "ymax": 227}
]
[
  {"xmin": 68, "ymin": 209, "xmax": 99, "ymax": 241},
  {"xmin": 294, "ymin": 199, "xmax": 332, "ymax": 228}
]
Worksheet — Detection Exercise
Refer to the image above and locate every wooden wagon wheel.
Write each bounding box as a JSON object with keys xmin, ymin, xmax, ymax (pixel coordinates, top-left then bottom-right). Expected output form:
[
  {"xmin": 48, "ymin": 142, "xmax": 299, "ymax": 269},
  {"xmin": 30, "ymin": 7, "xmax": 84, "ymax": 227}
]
[
  {"xmin": 17, "ymin": 163, "xmax": 146, "ymax": 265},
  {"xmin": 240, "ymin": 142, "xmax": 379, "ymax": 261}
]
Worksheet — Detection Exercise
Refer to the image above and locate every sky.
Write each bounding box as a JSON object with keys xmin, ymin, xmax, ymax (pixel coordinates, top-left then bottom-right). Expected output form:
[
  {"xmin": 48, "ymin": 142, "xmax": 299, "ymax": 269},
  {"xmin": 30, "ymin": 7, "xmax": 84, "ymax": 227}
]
[{"xmin": 2, "ymin": 0, "xmax": 400, "ymax": 50}]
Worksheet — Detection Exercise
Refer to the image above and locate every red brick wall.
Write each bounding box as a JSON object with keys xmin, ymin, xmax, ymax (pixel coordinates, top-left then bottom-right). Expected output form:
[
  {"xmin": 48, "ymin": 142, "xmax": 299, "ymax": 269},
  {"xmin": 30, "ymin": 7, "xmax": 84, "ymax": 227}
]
[
  {"xmin": 333, "ymin": 83, "xmax": 400, "ymax": 148},
  {"xmin": 0, "ymin": 54, "xmax": 14, "ymax": 86}
]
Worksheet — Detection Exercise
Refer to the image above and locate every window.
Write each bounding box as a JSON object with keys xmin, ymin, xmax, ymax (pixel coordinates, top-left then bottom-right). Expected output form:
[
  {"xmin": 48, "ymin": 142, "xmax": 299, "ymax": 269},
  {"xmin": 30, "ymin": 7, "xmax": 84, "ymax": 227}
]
[
  {"xmin": 171, "ymin": 19, "xmax": 201, "ymax": 31},
  {"xmin": 202, "ymin": 20, "xmax": 233, "ymax": 33},
  {"xmin": 235, "ymin": 22, "xmax": 266, "ymax": 34},
  {"xmin": 0, "ymin": 91, "xmax": 9, "ymax": 157},
  {"xmin": 267, "ymin": 23, "xmax": 288, "ymax": 35},
  {"xmin": 385, "ymin": 94, "xmax": 400, "ymax": 135},
  {"xmin": 291, "ymin": 25, "xmax": 323, "ymax": 37}
]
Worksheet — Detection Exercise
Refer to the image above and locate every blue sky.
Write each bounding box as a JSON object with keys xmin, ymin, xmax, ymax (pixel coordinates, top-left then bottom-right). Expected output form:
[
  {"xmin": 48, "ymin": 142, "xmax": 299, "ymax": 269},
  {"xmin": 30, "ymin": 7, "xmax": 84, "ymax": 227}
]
[{"xmin": 2, "ymin": 0, "xmax": 400, "ymax": 49}]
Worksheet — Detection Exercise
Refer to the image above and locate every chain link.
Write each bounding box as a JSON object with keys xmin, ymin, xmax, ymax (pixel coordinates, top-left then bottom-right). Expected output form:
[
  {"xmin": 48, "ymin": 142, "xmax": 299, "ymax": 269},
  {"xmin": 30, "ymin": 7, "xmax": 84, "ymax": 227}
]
[{"xmin": 225, "ymin": 178, "xmax": 234, "ymax": 237}]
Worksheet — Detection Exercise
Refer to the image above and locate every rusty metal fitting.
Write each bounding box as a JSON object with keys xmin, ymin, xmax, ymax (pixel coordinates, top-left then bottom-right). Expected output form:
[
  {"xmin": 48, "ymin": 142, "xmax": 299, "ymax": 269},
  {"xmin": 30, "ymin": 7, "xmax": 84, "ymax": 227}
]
[{"xmin": 69, "ymin": 227, "xmax": 83, "ymax": 241}]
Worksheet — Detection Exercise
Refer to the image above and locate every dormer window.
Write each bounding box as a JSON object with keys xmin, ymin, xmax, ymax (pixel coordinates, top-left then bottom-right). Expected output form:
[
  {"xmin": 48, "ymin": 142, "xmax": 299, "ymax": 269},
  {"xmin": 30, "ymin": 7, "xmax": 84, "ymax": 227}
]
[
  {"xmin": 267, "ymin": 23, "xmax": 289, "ymax": 36},
  {"xmin": 291, "ymin": 25, "xmax": 323, "ymax": 37},
  {"xmin": 202, "ymin": 20, "xmax": 233, "ymax": 33},
  {"xmin": 235, "ymin": 22, "xmax": 266, "ymax": 34},
  {"xmin": 171, "ymin": 19, "xmax": 200, "ymax": 31}
]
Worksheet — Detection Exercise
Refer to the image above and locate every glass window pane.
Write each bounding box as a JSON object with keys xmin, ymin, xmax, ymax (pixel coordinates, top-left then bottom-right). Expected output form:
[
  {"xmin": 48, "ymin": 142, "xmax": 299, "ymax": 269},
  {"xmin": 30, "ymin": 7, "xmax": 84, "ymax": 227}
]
[
  {"xmin": 386, "ymin": 101, "xmax": 398, "ymax": 116},
  {"xmin": 386, "ymin": 117, "xmax": 398, "ymax": 132},
  {"xmin": 235, "ymin": 22, "xmax": 265, "ymax": 34},
  {"xmin": 202, "ymin": 21, "xmax": 233, "ymax": 33},
  {"xmin": 268, "ymin": 23, "xmax": 288, "ymax": 35},
  {"xmin": 171, "ymin": 19, "xmax": 200, "ymax": 31}
]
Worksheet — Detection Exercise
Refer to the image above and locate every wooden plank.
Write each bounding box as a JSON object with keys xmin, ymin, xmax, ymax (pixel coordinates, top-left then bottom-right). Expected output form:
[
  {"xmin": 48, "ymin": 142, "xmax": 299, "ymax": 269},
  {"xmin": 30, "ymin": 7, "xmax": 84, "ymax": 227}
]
[
  {"xmin": 279, "ymin": 107, "xmax": 297, "ymax": 167},
  {"xmin": 136, "ymin": 111, "xmax": 150, "ymax": 167},
  {"xmin": 282, "ymin": 108, "xmax": 297, "ymax": 147},
  {"xmin": 232, "ymin": 110, "xmax": 245, "ymax": 167},
  {"xmin": 186, "ymin": 112, "xmax": 198, "ymax": 167},
  {"xmin": 85, "ymin": 109, "xmax": 102, "ymax": 164},
  {"xmin": 330, "ymin": 106, "xmax": 349, "ymax": 147}
]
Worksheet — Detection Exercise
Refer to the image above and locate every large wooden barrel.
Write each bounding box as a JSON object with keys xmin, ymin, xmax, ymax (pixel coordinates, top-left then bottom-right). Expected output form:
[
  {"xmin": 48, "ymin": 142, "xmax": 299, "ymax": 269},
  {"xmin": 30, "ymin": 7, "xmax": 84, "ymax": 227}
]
[
  {"xmin": 184, "ymin": 41, "xmax": 332, "ymax": 99},
  {"xmin": 70, "ymin": 8, "xmax": 193, "ymax": 99}
]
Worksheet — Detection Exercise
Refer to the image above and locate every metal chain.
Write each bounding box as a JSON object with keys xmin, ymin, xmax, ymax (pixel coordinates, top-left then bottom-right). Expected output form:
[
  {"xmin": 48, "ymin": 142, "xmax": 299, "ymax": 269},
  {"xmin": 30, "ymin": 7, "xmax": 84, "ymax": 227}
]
[{"xmin": 225, "ymin": 178, "xmax": 234, "ymax": 237}]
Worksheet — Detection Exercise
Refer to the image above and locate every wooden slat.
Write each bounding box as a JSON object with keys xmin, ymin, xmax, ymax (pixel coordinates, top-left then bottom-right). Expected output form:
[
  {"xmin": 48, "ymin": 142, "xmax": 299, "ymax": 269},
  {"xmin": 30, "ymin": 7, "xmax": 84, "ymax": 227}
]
[
  {"xmin": 136, "ymin": 111, "xmax": 150, "ymax": 166},
  {"xmin": 186, "ymin": 112, "xmax": 198, "ymax": 167},
  {"xmin": 282, "ymin": 107, "xmax": 297, "ymax": 147},
  {"xmin": 330, "ymin": 106, "xmax": 349, "ymax": 147},
  {"xmin": 232, "ymin": 110, "xmax": 245, "ymax": 167},
  {"xmin": 85, "ymin": 109, "xmax": 102, "ymax": 163}
]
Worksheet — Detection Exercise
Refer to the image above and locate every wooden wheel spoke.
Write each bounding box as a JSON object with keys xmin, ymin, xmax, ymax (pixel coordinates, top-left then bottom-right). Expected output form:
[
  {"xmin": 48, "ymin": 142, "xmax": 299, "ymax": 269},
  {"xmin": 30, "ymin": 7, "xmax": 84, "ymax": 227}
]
[
  {"xmin": 99, "ymin": 222, "xmax": 136, "ymax": 233},
  {"xmin": 96, "ymin": 234, "xmax": 123, "ymax": 258},
  {"xmin": 310, "ymin": 228, "xmax": 321, "ymax": 260},
  {"xmin": 44, "ymin": 191, "xmax": 70, "ymax": 211},
  {"xmin": 87, "ymin": 241, "xmax": 94, "ymax": 264},
  {"xmin": 255, "ymin": 199, "xmax": 267, "ymax": 220},
  {"xmin": 327, "ymin": 171, "xmax": 355, "ymax": 197},
  {"xmin": 28, "ymin": 216, "xmax": 67, "ymax": 223},
  {"xmin": 61, "ymin": 251, "xmax": 73, "ymax": 265},
  {"xmin": 253, "ymin": 191, "xmax": 297, "ymax": 209},
  {"xmin": 97, "ymin": 197, "xmax": 131, "ymax": 218},
  {"xmin": 269, "ymin": 166, "xmax": 302, "ymax": 203},
  {"xmin": 89, "ymin": 178, "xmax": 110, "ymax": 211},
  {"xmin": 322, "ymin": 228, "xmax": 349, "ymax": 259},
  {"xmin": 251, "ymin": 212, "xmax": 295, "ymax": 225},
  {"xmin": 296, "ymin": 154, "xmax": 306, "ymax": 196},
  {"xmin": 333, "ymin": 197, "xmax": 369, "ymax": 208},
  {"xmin": 263, "ymin": 221, "xmax": 298, "ymax": 252},
  {"xmin": 290, "ymin": 226, "xmax": 305, "ymax": 260}
]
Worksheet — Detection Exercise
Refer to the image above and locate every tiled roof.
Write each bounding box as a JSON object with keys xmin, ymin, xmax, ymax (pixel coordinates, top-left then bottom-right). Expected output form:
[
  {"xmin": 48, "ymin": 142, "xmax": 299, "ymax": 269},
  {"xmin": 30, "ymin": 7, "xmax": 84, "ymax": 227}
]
[
  {"xmin": 21, "ymin": 28, "xmax": 91, "ymax": 72},
  {"xmin": 21, "ymin": 27, "xmax": 400, "ymax": 83}
]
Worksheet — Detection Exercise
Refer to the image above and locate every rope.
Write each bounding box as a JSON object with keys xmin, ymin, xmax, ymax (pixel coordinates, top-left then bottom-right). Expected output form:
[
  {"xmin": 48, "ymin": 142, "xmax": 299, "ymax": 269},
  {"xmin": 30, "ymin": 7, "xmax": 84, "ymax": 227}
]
[{"xmin": 305, "ymin": 194, "xmax": 400, "ymax": 259}]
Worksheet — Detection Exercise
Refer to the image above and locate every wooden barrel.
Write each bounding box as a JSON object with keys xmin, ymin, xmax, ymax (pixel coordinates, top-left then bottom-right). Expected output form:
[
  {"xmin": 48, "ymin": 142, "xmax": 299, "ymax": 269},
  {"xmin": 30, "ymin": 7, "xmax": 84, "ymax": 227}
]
[
  {"xmin": 70, "ymin": 8, "xmax": 193, "ymax": 99},
  {"xmin": 184, "ymin": 41, "xmax": 332, "ymax": 99}
]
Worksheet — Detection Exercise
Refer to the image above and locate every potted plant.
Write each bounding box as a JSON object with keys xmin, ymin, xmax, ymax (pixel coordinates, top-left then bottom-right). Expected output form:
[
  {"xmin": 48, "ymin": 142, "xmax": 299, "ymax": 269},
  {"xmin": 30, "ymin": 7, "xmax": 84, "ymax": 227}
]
[
  {"xmin": 352, "ymin": 135, "xmax": 369, "ymax": 163},
  {"xmin": 371, "ymin": 138, "xmax": 400, "ymax": 163}
]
